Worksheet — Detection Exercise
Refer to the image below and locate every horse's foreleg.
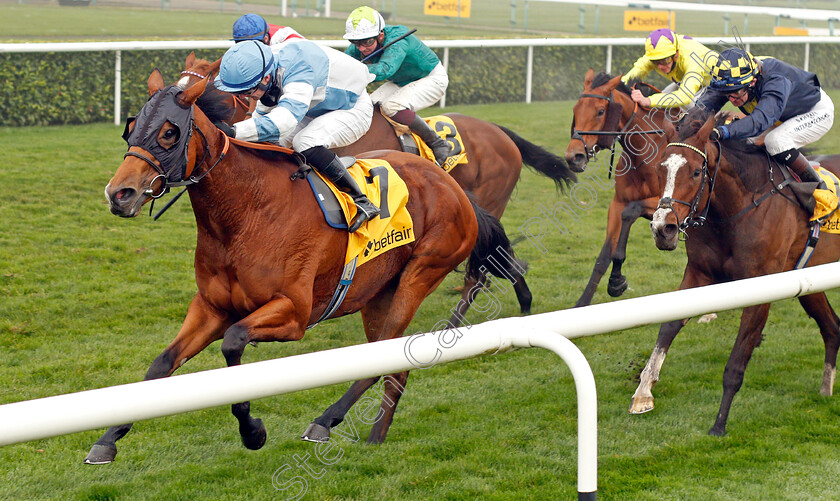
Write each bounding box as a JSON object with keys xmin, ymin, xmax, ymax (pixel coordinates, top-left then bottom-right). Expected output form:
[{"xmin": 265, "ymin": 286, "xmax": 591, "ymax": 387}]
[
  {"xmin": 797, "ymin": 293, "xmax": 840, "ymax": 396},
  {"xmin": 630, "ymin": 266, "xmax": 709, "ymax": 415},
  {"xmin": 629, "ymin": 318, "xmax": 687, "ymax": 414},
  {"xmin": 85, "ymin": 294, "xmax": 230, "ymax": 464},
  {"xmin": 710, "ymin": 303, "xmax": 771, "ymax": 436},
  {"xmin": 221, "ymin": 297, "xmax": 305, "ymax": 450},
  {"xmin": 607, "ymin": 200, "xmax": 648, "ymax": 298},
  {"xmin": 575, "ymin": 199, "xmax": 624, "ymax": 307},
  {"xmin": 302, "ymin": 376, "xmax": 382, "ymax": 443}
]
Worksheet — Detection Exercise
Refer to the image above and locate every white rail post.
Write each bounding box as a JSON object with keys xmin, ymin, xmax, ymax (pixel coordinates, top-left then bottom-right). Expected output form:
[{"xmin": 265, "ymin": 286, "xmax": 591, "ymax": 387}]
[
  {"xmin": 804, "ymin": 42, "xmax": 810, "ymax": 71},
  {"xmin": 114, "ymin": 50, "xmax": 121, "ymax": 126},
  {"xmin": 441, "ymin": 47, "xmax": 449, "ymax": 108},
  {"xmin": 526, "ymin": 45, "xmax": 534, "ymax": 103},
  {"xmin": 605, "ymin": 44, "xmax": 612, "ymax": 74}
]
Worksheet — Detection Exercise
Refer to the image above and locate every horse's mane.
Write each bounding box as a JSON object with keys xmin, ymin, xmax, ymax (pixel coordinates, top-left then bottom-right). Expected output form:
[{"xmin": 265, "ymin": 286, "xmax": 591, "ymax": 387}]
[
  {"xmin": 195, "ymin": 83, "xmax": 235, "ymax": 124},
  {"xmin": 676, "ymin": 107, "xmax": 769, "ymax": 189}
]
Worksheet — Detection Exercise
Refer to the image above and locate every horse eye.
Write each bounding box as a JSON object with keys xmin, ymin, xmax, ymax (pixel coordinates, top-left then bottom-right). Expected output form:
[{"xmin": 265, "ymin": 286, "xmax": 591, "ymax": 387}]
[
  {"xmin": 692, "ymin": 169, "xmax": 702, "ymax": 178},
  {"xmin": 597, "ymin": 109, "xmax": 606, "ymax": 116}
]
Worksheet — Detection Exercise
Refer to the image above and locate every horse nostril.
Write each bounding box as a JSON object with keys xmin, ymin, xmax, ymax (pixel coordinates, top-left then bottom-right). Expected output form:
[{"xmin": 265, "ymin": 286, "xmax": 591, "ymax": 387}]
[
  {"xmin": 663, "ymin": 223, "xmax": 678, "ymax": 238},
  {"xmin": 112, "ymin": 188, "xmax": 136, "ymax": 206}
]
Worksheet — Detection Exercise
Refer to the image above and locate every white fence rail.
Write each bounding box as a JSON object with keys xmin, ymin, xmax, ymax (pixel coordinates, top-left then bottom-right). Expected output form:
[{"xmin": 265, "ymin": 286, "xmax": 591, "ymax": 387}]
[
  {"xmin": 1, "ymin": 36, "xmax": 839, "ymax": 123},
  {"xmin": 3, "ymin": 262, "xmax": 840, "ymax": 496}
]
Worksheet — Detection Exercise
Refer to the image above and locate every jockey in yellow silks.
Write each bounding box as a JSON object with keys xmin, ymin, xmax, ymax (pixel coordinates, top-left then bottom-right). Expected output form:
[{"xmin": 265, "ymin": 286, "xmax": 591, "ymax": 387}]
[{"xmin": 621, "ymin": 29, "xmax": 718, "ymax": 110}]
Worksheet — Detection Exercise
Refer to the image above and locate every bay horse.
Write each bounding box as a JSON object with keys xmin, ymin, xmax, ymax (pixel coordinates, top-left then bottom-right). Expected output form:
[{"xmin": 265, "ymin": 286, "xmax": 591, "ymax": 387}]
[
  {"xmin": 179, "ymin": 55, "xmax": 577, "ymax": 326},
  {"xmin": 88, "ymin": 69, "xmax": 519, "ymax": 463},
  {"xmin": 638, "ymin": 106, "xmax": 840, "ymax": 436},
  {"xmin": 565, "ymin": 70, "xmax": 678, "ymax": 307}
]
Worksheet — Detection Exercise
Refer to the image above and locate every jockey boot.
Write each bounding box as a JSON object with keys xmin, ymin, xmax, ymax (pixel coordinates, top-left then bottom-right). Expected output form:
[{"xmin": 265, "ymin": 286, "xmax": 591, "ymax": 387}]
[
  {"xmin": 303, "ymin": 146, "xmax": 380, "ymax": 233},
  {"xmin": 408, "ymin": 115, "xmax": 452, "ymax": 168},
  {"xmin": 777, "ymin": 149, "xmax": 827, "ymax": 190}
]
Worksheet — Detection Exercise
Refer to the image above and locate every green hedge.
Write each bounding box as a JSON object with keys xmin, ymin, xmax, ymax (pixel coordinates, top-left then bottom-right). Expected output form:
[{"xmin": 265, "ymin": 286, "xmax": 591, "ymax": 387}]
[{"xmin": 1, "ymin": 43, "xmax": 838, "ymax": 127}]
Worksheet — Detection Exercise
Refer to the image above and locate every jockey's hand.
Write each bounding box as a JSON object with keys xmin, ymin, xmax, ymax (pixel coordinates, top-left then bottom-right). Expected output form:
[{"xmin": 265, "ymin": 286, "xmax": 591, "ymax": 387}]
[
  {"xmin": 710, "ymin": 126, "xmax": 728, "ymax": 142},
  {"xmin": 630, "ymin": 89, "xmax": 651, "ymax": 107},
  {"xmin": 214, "ymin": 120, "xmax": 235, "ymax": 138}
]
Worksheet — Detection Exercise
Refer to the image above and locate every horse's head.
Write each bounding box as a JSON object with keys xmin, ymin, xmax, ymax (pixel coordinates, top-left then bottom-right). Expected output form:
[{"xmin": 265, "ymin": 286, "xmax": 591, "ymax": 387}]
[
  {"xmin": 564, "ymin": 69, "xmax": 628, "ymax": 172},
  {"xmin": 179, "ymin": 52, "xmax": 222, "ymax": 88},
  {"xmin": 180, "ymin": 52, "xmax": 252, "ymax": 125},
  {"xmin": 105, "ymin": 69, "xmax": 209, "ymax": 217},
  {"xmin": 650, "ymin": 108, "xmax": 716, "ymax": 250}
]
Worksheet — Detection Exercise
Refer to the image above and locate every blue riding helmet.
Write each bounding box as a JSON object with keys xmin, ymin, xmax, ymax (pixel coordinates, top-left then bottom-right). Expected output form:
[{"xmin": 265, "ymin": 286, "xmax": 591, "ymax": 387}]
[
  {"xmin": 215, "ymin": 41, "xmax": 275, "ymax": 93},
  {"xmin": 232, "ymin": 13, "xmax": 269, "ymax": 42}
]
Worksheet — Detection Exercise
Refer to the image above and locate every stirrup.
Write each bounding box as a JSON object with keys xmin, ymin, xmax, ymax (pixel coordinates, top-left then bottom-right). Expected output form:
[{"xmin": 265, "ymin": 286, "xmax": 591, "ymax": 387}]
[
  {"xmin": 348, "ymin": 201, "xmax": 380, "ymax": 233},
  {"xmin": 432, "ymin": 146, "xmax": 452, "ymax": 169}
]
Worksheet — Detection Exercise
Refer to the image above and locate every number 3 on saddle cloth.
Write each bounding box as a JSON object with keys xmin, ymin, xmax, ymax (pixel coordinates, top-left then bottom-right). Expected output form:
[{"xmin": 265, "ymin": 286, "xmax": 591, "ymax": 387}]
[{"xmin": 388, "ymin": 115, "xmax": 468, "ymax": 173}]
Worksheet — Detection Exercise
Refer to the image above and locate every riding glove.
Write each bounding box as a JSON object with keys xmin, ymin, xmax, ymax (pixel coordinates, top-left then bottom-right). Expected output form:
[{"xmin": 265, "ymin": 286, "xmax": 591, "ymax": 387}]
[
  {"xmin": 710, "ymin": 126, "xmax": 728, "ymax": 142},
  {"xmin": 214, "ymin": 121, "xmax": 236, "ymax": 138}
]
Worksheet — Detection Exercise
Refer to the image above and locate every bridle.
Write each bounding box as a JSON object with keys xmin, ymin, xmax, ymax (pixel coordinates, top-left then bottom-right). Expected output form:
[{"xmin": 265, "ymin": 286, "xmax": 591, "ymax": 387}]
[
  {"xmin": 570, "ymin": 86, "xmax": 666, "ymax": 171},
  {"xmin": 656, "ymin": 141, "xmax": 721, "ymax": 237},
  {"xmin": 123, "ymin": 85, "xmax": 230, "ymax": 219}
]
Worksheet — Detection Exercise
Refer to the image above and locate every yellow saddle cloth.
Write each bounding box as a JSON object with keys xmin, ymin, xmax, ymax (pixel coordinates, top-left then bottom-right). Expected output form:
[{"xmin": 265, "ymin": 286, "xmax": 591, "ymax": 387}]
[
  {"xmin": 384, "ymin": 112, "xmax": 468, "ymax": 173},
  {"xmin": 811, "ymin": 166, "xmax": 840, "ymax": 232},
  {"xmin": 315, "ymin": 158, "xmax": 416, "ymax": 265}
]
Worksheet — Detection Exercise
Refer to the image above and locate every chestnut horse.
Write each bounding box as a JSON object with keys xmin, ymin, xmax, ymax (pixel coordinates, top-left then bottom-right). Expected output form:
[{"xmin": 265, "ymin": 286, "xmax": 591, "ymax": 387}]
[
  {"xmin": 88, "ymin": 69, "xmax": 520, "ymax": 463},
  {"xmin": 565, "ymin": 70, "xmax": 677, "ymax": 307},
  {"xmin": 639, "ymin": 107, "xmax": 840, "ymax": 436},
  {"xmin": 179, "ymin": 55, "xmax": 577, "ymax": 326}
]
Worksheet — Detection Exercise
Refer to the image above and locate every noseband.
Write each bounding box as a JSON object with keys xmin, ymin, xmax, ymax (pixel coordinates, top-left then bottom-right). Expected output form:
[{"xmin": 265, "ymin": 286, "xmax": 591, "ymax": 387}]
[{"xmin": 656, "ymin": 141, "xmax": 721, "ymax": 236}]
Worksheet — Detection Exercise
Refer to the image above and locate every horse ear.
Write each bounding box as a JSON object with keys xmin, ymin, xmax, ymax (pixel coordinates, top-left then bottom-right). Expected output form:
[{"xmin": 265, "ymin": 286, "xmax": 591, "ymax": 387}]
[
  {"xmin": 584, "ymin": 69, "xmax": 595, "ymax": 90},
  {"xmin": 699, "ymin": 113, "xmax": 716, "ymax": 139},
  {"xmin": 185, "ymin": 51, "xmax": 196, "ymax": 69},
  {"xmin": 148, "ymin": 68, "xmax": 165, "ymax": 96},
  {"xmin": 607, "ymin": 73, "xmax": 623, "ymax": 90},
  {"xmin": 179, "ymin": 75, "xmax": 208, "ymax": 106},
  {"xmin": 209, "ymin": 58, "xmax": 221, "ymax": 74}
]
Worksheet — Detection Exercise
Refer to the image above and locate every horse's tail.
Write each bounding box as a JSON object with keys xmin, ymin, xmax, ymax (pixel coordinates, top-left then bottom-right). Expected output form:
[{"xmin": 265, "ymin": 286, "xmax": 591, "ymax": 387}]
[
  {"xmin": 466, "ymin": 196, "xmax": 528, "ymax": 282},
  {"xmin": 494, "ymin": 124, "xmax": 577, "ymax": 192}
]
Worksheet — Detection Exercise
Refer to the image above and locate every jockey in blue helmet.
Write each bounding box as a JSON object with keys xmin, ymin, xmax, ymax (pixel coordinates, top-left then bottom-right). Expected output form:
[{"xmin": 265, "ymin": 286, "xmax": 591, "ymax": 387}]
[
  {"xmin": 231, "ymin": 13, "xmax": 304, "ymax": 45},
  {"xmin": 215, "ymin": 40, "xmax": 379, "ymax": 233},
  {"xmin": 698, "ymin": 47, "xmax": 834, "ymax": 187}
]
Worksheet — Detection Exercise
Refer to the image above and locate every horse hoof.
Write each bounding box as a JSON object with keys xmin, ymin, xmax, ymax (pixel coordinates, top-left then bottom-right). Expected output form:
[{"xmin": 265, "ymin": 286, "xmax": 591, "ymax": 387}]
[
  {"xmin": 84, "ymin": 444, "xmax": 117, "ymax": 465},
  {"xmin": 628, "ymin": 396, "xmax": 654, "ymax": 414},
  {"xmin": 301, "ymin": 422, "xmax": 330, "ymax": 443},
  {"xmin": 607, "ymin": 275, "xmax": 628, "ymax": 297},
  {"xmin": 697, "ymin": 313, "xmax": 718, "ymax": 324},
  {"xmin": 708, "ymin": 426, "xmax": 726, "ymax": 437},
  {"xmin": 241, "ymin": 418, "xmax": 267, "ymax": 450}
]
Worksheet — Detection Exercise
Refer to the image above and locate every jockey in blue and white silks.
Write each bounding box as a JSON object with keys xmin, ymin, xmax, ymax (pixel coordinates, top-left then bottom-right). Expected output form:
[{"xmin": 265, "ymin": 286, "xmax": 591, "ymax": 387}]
[{"xmin": 215, "ymin": 40, "xmax": 379, "ymax": 232}]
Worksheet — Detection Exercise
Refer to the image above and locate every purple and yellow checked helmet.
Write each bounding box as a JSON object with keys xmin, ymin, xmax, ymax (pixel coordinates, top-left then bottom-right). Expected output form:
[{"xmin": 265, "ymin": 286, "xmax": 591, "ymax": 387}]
[
  {"xmin": 710, "ymin": 48, "xmax": 758, "ymax": 91},
  {"xmin": 644, "ymin": 29, "xmax": 678, "ymax": 61}
]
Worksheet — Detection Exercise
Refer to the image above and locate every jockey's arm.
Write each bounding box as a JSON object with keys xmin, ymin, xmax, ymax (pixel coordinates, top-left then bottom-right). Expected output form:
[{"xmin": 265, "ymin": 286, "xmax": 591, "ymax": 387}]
[
  {"xmin": 621, "ymin": 55, "xmax": 654, "ymax": 84},
  {"xmin": 726, "ymin": 76, "xmax": 791, "ymax": 140},
  {"xmin": 234, "ymin": 81, "xmax": 314, "ymax": 143},
  {"xmin": 647, "ymin": 67, "xmax": 706, "ymax": 109},
  {"xmin": 366, "ymin": 38, "xmax": 410, "ymax": 82}
]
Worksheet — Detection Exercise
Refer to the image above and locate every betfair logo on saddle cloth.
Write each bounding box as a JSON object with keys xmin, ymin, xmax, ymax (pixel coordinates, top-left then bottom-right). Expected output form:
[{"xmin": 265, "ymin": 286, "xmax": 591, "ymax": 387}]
[
  {"xmin": 812, "ymin": 167, "xmax": 840, "ymax": 233},
  {"xmin": 413, "ymin": 116, "xmax": 468, "ymax": 173},
  {"xmin": 316, "ymin": 159, "xmax": 415, "ymax": 266}
]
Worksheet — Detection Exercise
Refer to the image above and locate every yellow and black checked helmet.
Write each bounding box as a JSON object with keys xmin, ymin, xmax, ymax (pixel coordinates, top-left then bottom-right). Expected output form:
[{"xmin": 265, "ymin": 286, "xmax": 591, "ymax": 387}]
[{"xmin": 710, "ymin": 48, "xmax": 758, "ymax": 91}]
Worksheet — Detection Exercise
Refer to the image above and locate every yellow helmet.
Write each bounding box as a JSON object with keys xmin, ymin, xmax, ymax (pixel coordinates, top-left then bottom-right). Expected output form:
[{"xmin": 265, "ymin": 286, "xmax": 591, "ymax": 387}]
[
  {"xmin": 710, "ymin": 48, "xmax": 758, "ymax": 91},
  {"xmin": 644, "ymin": 29, "xmax": 678, "ymax": 60}
]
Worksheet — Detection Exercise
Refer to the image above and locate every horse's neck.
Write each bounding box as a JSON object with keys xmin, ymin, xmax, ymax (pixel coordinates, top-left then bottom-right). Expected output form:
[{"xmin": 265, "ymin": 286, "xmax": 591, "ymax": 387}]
[
  {"xmin": 187, "ymin": 130, "xmax": 296, "ymax": 232},
  {"xmin": 708, "ymin": 147, "xmax": 762, "ymax": 219},
  {"xmin": 618, "ymin": 104, "xmax": 671, "ymax": 172}
]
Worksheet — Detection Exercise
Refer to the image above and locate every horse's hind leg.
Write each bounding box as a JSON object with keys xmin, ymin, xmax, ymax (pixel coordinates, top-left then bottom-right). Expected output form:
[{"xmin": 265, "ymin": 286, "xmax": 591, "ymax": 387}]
[
  {"xmin": 797, "ymin": 293, "xmax": 840, "ymax": 396},
  {"xmin": 367, "ymin": 371, "xmax": 409, "ymax": 444},
  {"xmin": 710, "ymin": 303, "xmax": 771, "ymax": 436},
  {"xmin": 85, "ymin": 294, "xmax": 229, "ymax": 464},
  {"xmin": 302, "ymin": 376, "xmax": 382, "ymax": 443},
  {"xmin": 607, "ymin": 200, "xmax": 646, "ymax": 297},
  {"xmin": 448, "ymin": 274, "xmax": 484, "ymax": 328}
]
